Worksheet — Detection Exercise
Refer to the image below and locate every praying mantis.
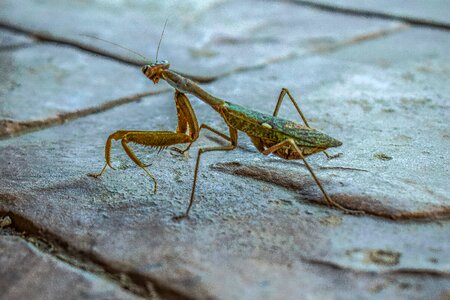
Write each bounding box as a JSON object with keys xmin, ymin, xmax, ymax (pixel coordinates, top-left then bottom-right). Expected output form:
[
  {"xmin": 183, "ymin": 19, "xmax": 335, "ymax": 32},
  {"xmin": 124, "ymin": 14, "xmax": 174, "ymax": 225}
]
[
  {"xmin": 89, "ymin": 59, "xmax": 362, "ymax": 217},
  {"xmin": 89, "ymin": 26, "xmax": 362, "ymax": 217}
]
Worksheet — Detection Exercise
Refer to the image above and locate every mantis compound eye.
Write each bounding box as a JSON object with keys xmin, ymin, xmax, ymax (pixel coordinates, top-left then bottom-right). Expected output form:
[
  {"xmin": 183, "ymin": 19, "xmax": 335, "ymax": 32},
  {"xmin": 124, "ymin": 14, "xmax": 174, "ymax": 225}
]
[{"xmin": 141, "ymin": 65, "xmax": 149, "ymax": 73}]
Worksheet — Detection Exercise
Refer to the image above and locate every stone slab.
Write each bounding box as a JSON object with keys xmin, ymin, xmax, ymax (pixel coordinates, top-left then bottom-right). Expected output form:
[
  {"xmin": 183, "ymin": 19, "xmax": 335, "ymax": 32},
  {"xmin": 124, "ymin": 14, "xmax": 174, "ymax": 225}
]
[
  {"xmin": 205, "ymin": 26, "xmax": 450, "ymax": 216},
  {"xmin": 0, "ymin": 0, "xmax": 401, "ymax": 76},
  {"xmin": 0, "ymin": 51, "xmax": 449, "ymax": 297},
  {"xmin": 325, "ymin": 27, "xmax": 450, "ymax": 69},
  {"xmin": 0, "ymin": 235, "xmax": 141, "ymax": 300},
  {"xmin": 1, "ymin": 3, "xmax": 449, "ymax": 299},
  {"xmin": 0, "ymin": 44, "xmax": 167, "ymax": 125}
]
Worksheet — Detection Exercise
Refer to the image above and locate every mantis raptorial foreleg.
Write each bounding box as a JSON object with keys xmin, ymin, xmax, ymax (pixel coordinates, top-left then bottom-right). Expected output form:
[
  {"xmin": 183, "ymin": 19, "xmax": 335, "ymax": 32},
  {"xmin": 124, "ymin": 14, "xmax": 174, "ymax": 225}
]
[
  {"xmin": 89, "ymin": 130, "xmax": 158, "ymax": 177},
  {"xmin": 273, "ymin": 88, "xmax": 337, "ymax": 159},
  {"xmin": 89, "ymin": 130, "xmax": 192, "ymax": 192},
  {"xmin": 260, "ymin": 138, "xmax": 362, "ymax": 214},
  {"xmin": 89, "ymin": 90, "xmax": 199, "ymax": 193}
]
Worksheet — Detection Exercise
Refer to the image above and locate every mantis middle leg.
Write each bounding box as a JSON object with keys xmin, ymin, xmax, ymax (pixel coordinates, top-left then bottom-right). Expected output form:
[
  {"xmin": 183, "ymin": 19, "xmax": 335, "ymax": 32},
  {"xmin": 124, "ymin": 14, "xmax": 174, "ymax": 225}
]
[{"xmin": 181, "ymin": 126, "xmax": 238, "ymax": 217}]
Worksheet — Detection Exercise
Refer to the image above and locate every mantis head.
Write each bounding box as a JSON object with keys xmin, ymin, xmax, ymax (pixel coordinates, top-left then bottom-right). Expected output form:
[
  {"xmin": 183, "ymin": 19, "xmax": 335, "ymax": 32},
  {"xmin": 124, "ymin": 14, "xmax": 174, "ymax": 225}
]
[{"xmin": 142, "ymin": 60, "xmax": 170, "ymax": 84}]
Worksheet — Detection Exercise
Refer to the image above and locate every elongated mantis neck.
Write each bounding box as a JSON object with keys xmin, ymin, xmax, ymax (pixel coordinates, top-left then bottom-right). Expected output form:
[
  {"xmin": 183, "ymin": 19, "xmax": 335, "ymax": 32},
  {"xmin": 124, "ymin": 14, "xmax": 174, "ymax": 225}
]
[{"xmin": 162, "ymin": 70, "xmax": 225, "ymax": 109}]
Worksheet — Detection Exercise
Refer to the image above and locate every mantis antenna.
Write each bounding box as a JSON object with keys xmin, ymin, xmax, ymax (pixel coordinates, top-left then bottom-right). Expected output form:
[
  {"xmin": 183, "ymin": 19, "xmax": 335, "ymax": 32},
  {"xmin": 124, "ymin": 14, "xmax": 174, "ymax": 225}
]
[
  {"xmin": 81, "ymin": 34, "xmax": 149, "ymax": 61},
  {"xmin": 155, "ymin": 18, "xmax": 168, "ymax": 62}
]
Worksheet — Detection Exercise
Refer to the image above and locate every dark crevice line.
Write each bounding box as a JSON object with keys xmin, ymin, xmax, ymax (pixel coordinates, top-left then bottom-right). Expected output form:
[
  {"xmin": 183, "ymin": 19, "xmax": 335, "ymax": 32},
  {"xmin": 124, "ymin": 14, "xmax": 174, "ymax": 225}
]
[
  {"xmin": 214, "ymin": 23, "xmax": 409, "ymax": 81},
  {"xmin": 211, "ymin": 162, "xmax": 450, "ymax": 221},
  {"xmin": 0, "ymin": 210, "xmax": 194, "ymax": 300},
  {"xmin": 0, "ymin": 17, "xmax": 407, "ymax": 87},
  {"xmin": 2, "ymin": 209, "xmax": 449, "ymax": 300},
  {"xmin": 286, "ymin": 0, "xmax": 450, "ymax": 31},
  {"xmin": 0, "ymin": 18, "xmax": 414, "ymax": 140},
  {"xmin": 311, "ymin": 23, "xmax": 409, "ymax": 54},
  {"xmin": 1, "ymin": 233, "xmax": 147, "ymax": 299},
  {"xmin": 0, "ymin": 18, "xmax": 407, "ymax": 86},
  {"xmin": 304, "ymin": 257, "xmax": 450, "ymax": 278},
  {"xmin": 0, "ymin": 23, "xmax": 408, "ymax": 140},
  {"xmin": 0, "ymin": 89, "xmax": 171, "ymax": 139},
  {"xmin": 0, "ymin": 21, "xmax": 216, "ymax": 83},
  {"xmin": 0, "ymin": 21, "xmax": 144, "ymax": 65}
]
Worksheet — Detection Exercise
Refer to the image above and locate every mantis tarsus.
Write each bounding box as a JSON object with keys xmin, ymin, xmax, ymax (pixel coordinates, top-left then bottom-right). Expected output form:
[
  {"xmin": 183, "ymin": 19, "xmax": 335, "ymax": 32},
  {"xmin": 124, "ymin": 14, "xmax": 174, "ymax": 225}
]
[{"xmin": 89, "ymin": 58, "xmax": 363, "ymax": 217}]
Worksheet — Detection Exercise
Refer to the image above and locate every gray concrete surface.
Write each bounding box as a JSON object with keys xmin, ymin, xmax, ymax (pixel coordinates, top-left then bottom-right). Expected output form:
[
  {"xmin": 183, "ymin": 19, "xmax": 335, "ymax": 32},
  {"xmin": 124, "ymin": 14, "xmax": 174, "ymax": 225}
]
[
  {"xmin": 0, "ymin": 235, "xmax": 140, "ymax": 300},
  {"xmin": 1, "ymin": 0, "xmax": 449, "ymax": 299}
]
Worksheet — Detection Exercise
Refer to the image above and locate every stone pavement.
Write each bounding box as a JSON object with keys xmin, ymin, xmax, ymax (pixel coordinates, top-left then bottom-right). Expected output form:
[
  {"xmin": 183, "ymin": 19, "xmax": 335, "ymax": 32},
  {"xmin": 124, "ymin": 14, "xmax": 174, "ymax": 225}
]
[{"xmin": 0, "ymin": 1, "xmax": 449, "ymax": 299}]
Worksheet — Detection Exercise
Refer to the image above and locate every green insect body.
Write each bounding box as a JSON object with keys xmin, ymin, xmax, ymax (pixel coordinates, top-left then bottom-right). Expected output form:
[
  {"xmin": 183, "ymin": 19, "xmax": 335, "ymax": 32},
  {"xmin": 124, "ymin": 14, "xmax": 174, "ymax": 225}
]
[{"xmin": 220, "ymin": 101, "xmax": 342, "ymax": 157}]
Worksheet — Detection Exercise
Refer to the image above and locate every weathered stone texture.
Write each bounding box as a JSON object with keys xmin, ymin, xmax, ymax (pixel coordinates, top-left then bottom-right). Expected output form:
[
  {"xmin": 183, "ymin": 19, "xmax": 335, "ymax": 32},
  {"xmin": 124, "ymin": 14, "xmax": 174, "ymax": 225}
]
[
  {"xmin": 0, "ymin": 236, "xmax": 141, "ymax": 300},
  {"xmin": 0, "ymin": 1, "xmax": 449, "ymax": 299},
  {"xmin": 0, "ymin": 0, "xmax": 401, "ymax": 76}
]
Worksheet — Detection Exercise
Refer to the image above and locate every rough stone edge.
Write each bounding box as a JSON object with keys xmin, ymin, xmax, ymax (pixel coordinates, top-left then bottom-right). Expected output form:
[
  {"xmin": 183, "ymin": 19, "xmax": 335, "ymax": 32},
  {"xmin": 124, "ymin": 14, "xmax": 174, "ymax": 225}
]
[
  {"xmin": 0, "ymin": 207, "xmax": 194, "ymax": 300},
  {"xmin": 0, "ymin": 89, "xmax": 170, "ymax": 139},
  {"xmin": 1, "ymin": 192, "xmax": 449, "ymax": 279},
  {"xmin": 0, "ymin": 21, "xmax": 217, "ymax": 84},
  {"xmin": 211, "ymin": 162, "xmax": 450, "ymax": 221},
  {"xmin": 0, "ymin": 21, "xmax": 409, "ymax": 140},
  {"xmin": 0, "ymin": 19, "xmax": 409, "ymax": 85},
  {"xmin": 0, "ymin": 234, "xmax": 147, "ymax": 300}
]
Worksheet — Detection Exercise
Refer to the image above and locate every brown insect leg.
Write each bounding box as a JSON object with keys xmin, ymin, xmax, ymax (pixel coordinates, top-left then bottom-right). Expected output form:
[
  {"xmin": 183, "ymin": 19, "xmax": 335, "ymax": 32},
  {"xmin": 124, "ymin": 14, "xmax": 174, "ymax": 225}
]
[
  {"xmin": 88, "ymin": 163, "xmax": 108, "ymax": 178},
  {"xmin": 88, "ymin": 130, "xmax": 134, "ymax": 178},
  {"xmin": 119, "ymin": 131, "xmax": 193, "ymax": 193},
  {"xmin": 170, "ymin": 91, "xmax": 200, "ymax": 155},
  {"xmin": 261, "ymin": 139, "xmax": 363, "ymax": 214},
  {"xmin": 121, "ymin": 136, "xmax": 158, "ymax": 193},
  {"xmin": 172, "ymin": 124, "xmax": 231, "ymax": 154},
  {"xmin": 180, "ymin": 127, "xmax": 237, "ymax": 218},
  {"xmin": 273, "ymin": 88, "xmax": 334, "ymax": 159}
]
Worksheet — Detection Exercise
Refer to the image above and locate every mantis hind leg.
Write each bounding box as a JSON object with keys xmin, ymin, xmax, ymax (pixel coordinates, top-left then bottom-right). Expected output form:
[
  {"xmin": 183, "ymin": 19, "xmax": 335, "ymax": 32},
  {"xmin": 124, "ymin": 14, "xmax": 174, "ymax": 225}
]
[
  {"xmin": 260, "ymin": 138, "xmax": 363, "ymax": 214},
  {"xmin": 273, "ymin": 88, "xmax": 336, "ymax": 159}
]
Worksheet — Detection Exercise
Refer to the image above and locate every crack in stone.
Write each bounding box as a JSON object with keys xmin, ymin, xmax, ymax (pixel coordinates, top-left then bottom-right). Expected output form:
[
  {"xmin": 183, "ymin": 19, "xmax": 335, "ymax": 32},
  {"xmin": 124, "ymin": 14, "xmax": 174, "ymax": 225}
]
[
  {"xmin": 2, "ymin": 208, "xmax": 448, "ymax": 300},
  {"xmin": 0, "ymin": 210, "xmax": 197, "ymax": 300},
  {"xmin": 211, "ymin": 162, "xmax": 450, "ymax": 220},
  {"xmin": 0, "ymin": 89, "xmax": 170, "ymax": 139},
  {"xmin": 311, "ymin": 23, "xmax": 410, "ymax": 54},
  {"xmin": 208, "ymin": 23, "xmax": 410, "ymax": 82},
  {"xmin": 0, "ymin": 18, "xmax": 410, "ymax": 87},
  {"xmin": 0, "ymin": 19, "xmax": 410, "ymax": 139},
  {"xmin": 303, "ymin": 257, "xmax": 450, "ymax": 278},
  {"xmin": 0, "ymin": 19, "xmax": 427, "ymax": 144},
  {"xmin": 0, "ymin": 22, "xmax": 217, "ymax": 84},
  {"xmin": 286, "ymin": 0, "xmax": 450, "ymax": 30}
]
